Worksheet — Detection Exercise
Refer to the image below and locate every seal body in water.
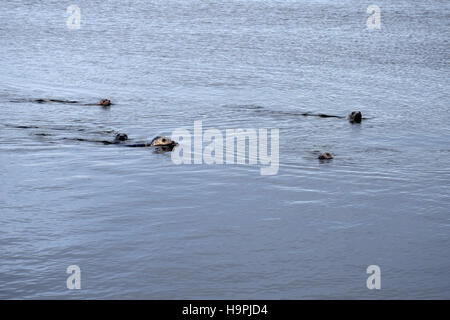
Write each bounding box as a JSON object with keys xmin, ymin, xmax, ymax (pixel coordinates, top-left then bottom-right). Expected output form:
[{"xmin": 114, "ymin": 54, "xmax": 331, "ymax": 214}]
[
  {"xmin": 80, "ymin": 134, "xmax": 176, "ymax": 150},
  {"xmin": 318, "ymin": 152, "xmax": 334, "ymax": 160},
  {"xmin": 35, "ymin": 99, "xmax": 78, "ymax": 104},
  {"xmin": 101, "ymin": 133, "xmax": 128, "ymax": 144},
  {"xmin": 32, "ymin": 98, "xmax": 112, "ymax": 106},
  {"xmin": 298, "ymin": 111, "xmax": 364, "ymax": 123},
  {"xmin": 347, "ymin": 111, "xmax": 362, "ymax": 123},
  {"xmin": 64, "ymin": 133, "xmax": 129, "ymax": 145}
]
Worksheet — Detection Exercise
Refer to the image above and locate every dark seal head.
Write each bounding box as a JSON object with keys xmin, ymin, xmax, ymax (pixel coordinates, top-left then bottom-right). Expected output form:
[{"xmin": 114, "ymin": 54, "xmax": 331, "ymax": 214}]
[
  {"xmin": 114, "ymin": 133, "xmax": 128, "ymax": 142},
  {"xmin": 98, "ymin": 99, "xmax": 111, "ymax": 106},
  {"xmin": 318, "ymin": 152, "xmax": 334, "ymax": 160},
  {"xmin": 347, "ymin": 111, "xmax": 362, "ymax": 123}
]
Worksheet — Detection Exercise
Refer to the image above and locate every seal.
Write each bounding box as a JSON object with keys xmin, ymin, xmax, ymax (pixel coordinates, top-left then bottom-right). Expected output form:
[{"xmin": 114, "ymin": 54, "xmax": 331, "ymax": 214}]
[
  {"xmin": 126, "ymin": 136, "xmax": 178, "ymax": 149},
  {"xmin": 97, "ymin": 99, "xmax": 112, "ymax": 107},
  {"xmin": 149, "ymin": 136, "xmax": 177, "ymax": 147},
  {"xmin": 347, "ymin": 111, "xmax": 362, "ymax": 123},
  {"xmin": 318, "ymin": 152, "xmax": 334, "ymax": 160},
  {"xmin": 71, "ymin": 134, "xmax": 176, "ymax": 149},
  {"xmin": 298, "ymin": 111, "xmax": 364, "ymax": 123},
  {"xmin": 114, "ymin": 133, "xmax": 128, "ymax": 142},
  {"xmin": 31, "ymin": 98, "xmax": 112, "ymax": 106},
  {"xmin": 61, "ymin": 132, "xmax": 128, "ymax": 145},
  {"xmin": 98, "ymin": 133, "xmax": 128, "ymax": 145}
]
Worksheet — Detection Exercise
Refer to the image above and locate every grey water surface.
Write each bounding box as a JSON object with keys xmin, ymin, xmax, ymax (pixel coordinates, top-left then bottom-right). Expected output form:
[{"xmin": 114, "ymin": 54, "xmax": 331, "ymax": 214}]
[{"xmin": 0, "ymin": 0, "xmax": 449, "ymax": 299}]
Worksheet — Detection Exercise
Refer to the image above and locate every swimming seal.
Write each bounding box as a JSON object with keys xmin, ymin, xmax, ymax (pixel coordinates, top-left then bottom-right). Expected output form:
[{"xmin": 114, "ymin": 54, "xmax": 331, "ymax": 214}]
[
  {"xmin": 318, "ymin": 152, "xmax": 334, "ymax": 160},
  {"xmin": 347, "ymin": 111, "xmax": 362, "ymax": 123},
  {"xmin": 97, "ymin": 133, "xmax": 128, "ymax": 145},
  {"xmin": 149, "ymin": 136, "xmax": 177, "ymax": 147},
  {"xmin": 71, "ymin": 134, "xmax": 176, "ymax": 149},
  {"xmin": 97, "ymin": 99, "xmax": 112, "ymax": 106},
  {"xmin": 31, "ymin": 98, "xmax": 112, "ymax": 106},
  {"xmin": 126, "ymin": 136, "xmax": 178, "ymax": 151},
  {"xmin": 298, "ymin": 111, "xmax": 364, "ymax": 123},
  {"xmin": 114, "ymin": 133, "xmax": 128, "ymax": 142}
]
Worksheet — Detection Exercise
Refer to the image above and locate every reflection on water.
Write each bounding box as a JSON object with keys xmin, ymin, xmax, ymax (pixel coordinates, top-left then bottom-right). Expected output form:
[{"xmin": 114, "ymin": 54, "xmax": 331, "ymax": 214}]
[{"xmin": 0, "ymin": 0, "xmax": 449, "ymax": 299}]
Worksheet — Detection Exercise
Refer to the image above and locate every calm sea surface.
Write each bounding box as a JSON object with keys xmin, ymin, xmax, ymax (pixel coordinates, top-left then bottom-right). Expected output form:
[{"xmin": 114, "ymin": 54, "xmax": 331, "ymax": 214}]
[{"xmin": 0, "ymin": 0, "xmax": 449, "ymax": 299}]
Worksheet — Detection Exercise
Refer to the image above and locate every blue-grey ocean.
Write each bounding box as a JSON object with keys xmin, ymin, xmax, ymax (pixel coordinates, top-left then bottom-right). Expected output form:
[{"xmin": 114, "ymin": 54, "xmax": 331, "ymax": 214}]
[{"xmin": 0, "ymin": 0, "xmax": 449, "ymax": 299}]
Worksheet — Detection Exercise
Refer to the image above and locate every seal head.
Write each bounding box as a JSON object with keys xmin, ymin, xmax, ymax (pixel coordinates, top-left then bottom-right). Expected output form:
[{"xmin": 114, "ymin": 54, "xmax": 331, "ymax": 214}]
[
  {"xmin": 114, "ymin": 133, "xmax": 128, "ymax": 142},
  {"xmin": 98, "ymin": 99, "xmax": 111, "ymax": 106},
  {"xmin": 318, "ymin": 152, "xmax": 334, "ymax": 160},
  {"xmin": 149, "ymin": 136, "xmax": 177, "ymax": 147},
  {"xmin": 347, "ymin": 111, "xmax": 362, "ymax": 123}
]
